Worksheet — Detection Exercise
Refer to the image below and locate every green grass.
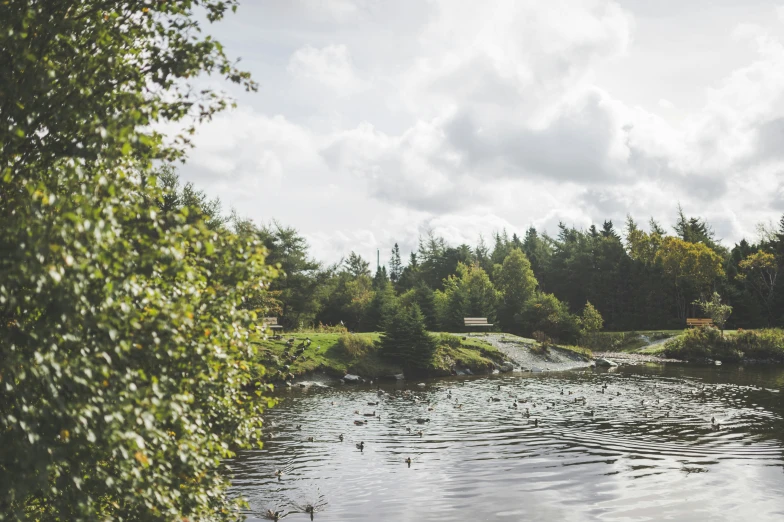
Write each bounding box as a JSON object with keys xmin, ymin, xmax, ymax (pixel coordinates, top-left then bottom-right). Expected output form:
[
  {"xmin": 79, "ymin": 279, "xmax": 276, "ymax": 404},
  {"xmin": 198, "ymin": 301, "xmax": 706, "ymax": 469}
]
[
  {"xmin": 251, "ymin": 331, "xmax": 507, "ymax": 381},
  {"xmin": 582, "ymin": 330, "xmax": 680, "ymax": 352}
]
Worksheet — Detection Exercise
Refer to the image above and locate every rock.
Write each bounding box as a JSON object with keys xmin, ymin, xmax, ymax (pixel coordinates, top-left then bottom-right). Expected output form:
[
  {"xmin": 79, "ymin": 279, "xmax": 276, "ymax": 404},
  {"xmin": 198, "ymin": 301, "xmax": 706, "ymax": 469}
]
[
  {"xmin": 394, "ymin": 373, "xmax": 405, "ymax": 380},
  {"xmin": 715, "ymin": 360, "xmax": 722, "ymax": 366},
  {"xmin": 492, "ymin": 369, "xmax": 500, "ymax": 375},
  {"xmin": 343, "ymin": 374, "xmax": 361, "ymax": 383},
  {"xmin": 498, "ymin": 362, "xmax": 515, "ymax": 373},
  {"xmin": 417, "ymin": 382, "xmax": 426, "ymax": 387},
  {"xmin": 455, "ymin": 369, "xmax": 466, "ymax": 376},
  {"xmin": 464, "ymin": 368, "xmax": 473, "ymax": 375},
  {"xmin": 595, "ymin": 358, "xmax": 618, "ymax": 367}
]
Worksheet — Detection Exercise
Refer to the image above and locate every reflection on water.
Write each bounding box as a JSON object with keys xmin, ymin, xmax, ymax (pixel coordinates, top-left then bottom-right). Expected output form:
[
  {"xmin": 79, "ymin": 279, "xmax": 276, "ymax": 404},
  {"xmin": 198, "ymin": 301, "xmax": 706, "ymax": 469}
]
[{"xmin": 230, "ymin": 364, "xmax": 784, "ymax": 522}]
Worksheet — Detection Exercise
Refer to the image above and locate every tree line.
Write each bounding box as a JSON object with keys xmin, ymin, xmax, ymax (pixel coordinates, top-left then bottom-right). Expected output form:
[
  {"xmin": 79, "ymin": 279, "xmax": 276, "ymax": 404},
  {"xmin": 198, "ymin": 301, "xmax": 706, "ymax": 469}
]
[{"xmin": 257, "ymin": 209, "xmax": 784, "ymax": 337}]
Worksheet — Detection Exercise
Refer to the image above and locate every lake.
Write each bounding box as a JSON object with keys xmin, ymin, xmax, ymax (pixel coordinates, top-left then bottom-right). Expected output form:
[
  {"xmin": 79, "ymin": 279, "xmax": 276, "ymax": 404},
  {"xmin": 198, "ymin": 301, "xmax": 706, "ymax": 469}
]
[{"xmin": 230, "ymin": 363, "xmax": 784, "ymax": 521}]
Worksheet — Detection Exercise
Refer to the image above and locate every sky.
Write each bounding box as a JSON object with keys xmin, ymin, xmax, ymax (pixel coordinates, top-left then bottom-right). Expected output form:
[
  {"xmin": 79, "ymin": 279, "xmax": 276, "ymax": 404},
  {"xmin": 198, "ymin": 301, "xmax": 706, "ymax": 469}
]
[{"xmin": 178, "ymin": 0, "xmax": 784, "ymax": 265}]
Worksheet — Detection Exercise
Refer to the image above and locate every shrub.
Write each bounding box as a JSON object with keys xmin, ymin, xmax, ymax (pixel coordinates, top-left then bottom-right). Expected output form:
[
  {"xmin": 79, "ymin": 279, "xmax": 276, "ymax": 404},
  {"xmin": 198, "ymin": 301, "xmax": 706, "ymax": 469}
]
[
  {"xmin": 732, "ymin": 329, "xmax": 784, "ymax": 361},
  {"xmin": 664, "ymin": 327, "xmax": 784, "ymax": 361},
  {"xmin": 664, "ymin": 327, "xmax": 740, "ymax": 360},
  {"xmin": 337, "ymin": 333, "xmax": 374, "ymax": 358}
]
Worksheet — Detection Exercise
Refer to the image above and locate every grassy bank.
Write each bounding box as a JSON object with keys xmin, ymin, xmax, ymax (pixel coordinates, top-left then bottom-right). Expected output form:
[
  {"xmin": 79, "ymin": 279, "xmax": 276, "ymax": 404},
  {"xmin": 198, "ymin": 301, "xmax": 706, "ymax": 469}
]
[
  {"xmin": 662, "ymin": 328, "xmax": 784, "ymax": 362},
  {"xmin": 582, "ymin": 330, "xmax": 680, "ymax": 352},
  {"xmin": 250, "ymin": 331, "xmax": 508, "ymax": 382}
]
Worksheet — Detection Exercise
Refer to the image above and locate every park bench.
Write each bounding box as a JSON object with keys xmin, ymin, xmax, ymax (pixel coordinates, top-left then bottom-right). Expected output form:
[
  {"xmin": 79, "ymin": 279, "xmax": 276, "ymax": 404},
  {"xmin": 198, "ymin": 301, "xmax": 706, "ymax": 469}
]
[
  {"xmin": 686, "ymin": 318, "xmax": 714, "ymax": 328},
  {"xmin": 262, "ymin": 317, "xmax": 284, "ymax": 334},
  {"xmin": 464, "ymin": 317, "xmax": 493, "ymax": 330}
]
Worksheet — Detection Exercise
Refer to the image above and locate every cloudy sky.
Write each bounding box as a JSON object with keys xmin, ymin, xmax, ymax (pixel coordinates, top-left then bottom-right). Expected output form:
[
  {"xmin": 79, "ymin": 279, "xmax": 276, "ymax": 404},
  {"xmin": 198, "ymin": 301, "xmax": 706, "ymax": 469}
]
[{"xmin": 180, "ymin": 0, "xmax": 784, "ymax": 264}]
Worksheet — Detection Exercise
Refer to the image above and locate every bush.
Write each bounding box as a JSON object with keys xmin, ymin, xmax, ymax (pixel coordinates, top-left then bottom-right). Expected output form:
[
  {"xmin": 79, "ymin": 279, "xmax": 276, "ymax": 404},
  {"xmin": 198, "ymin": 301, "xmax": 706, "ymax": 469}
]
[
  {"xmin": 664, "ymin": 327, "xmax": 728, "ymax": 360},
  {"xmin": 337, "ymin": 333, "xmax": 374, "ymax": 358},
  {"xmin": 732, "ymin": 329, "xmax": 784, "ymax": 361},
  {"xmin": 661, "ymin": 327, "xmax": 784, "ymax": 361}
]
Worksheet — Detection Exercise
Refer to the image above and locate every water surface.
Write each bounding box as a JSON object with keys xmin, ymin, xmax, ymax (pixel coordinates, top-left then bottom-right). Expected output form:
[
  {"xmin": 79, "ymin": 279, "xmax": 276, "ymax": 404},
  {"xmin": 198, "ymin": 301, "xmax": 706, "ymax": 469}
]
[{"xmin": 231, "ymin": 364, "xmax": 784, "ymax": 521}]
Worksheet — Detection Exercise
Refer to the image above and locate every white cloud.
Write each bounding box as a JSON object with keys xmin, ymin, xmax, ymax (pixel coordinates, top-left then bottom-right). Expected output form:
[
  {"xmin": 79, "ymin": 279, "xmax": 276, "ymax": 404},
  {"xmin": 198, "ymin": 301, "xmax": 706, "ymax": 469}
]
[
  {"xmin": 287, "ymin": 44, "xmax": 366, "ymax": 95},
  {"xmin": 176, "ymin": 0, "xmax": 784, "ymax": 262}
]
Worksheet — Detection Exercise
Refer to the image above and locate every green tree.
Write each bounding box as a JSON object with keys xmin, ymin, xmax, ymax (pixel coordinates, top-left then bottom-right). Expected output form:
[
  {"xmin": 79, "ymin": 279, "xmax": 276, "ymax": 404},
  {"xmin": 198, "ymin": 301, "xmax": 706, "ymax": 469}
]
[
  {"xmin": 694, "ymin": 292, "xmax": 733, "ymax": 335},
  {"xmin": 580, "ymin": 301, "xmax": 604, "ymax": 342},
  {"xmin": 437, "ymin": 263, "xmax": 498, "ymax": 330},
  {"xmin": 494, "ymin": 248, "xmax": 538, "ymax": 333},
  {"xmin": 655, "ymin": 237, "xmax": 725, "ymax": 321},
  {"xmin": 1, "ymin": 2, "xmax": 275, "ymax": 519},
  {"xmin": 389, "ymin": 243, "xmax": 403, "ymax": 284},
  {"xmin": 345, "ymin": 251, "xmax": 371, "ymax": 278},
  {"xmin": 521, "ymin": 293, "xmax": 581, "ymax": 344},
  {"xmin": 738, "ymin": 250, "xmax": 779, "ymax": 325},
  {"xmin": 379, "ymin": 304, "xmax": 437, "ymax": 371},
  {"xmin": 364, "ymin": 279, "xmax": 397, "ymax": 331},
  {"xmin": 259, "ymin": 222, "xmax": 326, "ymax": 328}
]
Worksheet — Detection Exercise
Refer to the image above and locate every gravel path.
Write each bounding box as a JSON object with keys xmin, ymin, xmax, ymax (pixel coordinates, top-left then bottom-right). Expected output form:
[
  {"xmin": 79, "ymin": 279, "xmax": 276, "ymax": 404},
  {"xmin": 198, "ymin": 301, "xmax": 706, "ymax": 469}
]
[
  {"xmin": 592, "ymin": 351, "xmax": 684, "ymax": 364},
  {"xmin": 476, "ymin": 333, "xmax": 592, "ymax": 372}
]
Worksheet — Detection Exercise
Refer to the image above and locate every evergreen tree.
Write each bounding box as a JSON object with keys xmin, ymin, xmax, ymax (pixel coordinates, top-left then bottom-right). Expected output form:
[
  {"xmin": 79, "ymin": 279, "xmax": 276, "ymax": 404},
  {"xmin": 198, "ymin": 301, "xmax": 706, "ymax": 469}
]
[
  {"xmin": 397, "ymin": 252, "xmax": 421, "ymax": 292},
  {"xmin": 364, "ymin": 279, "xmax": 397, "ymax": 331},
  {"xmin": 389, "ymin": 243, "xmax": 403, "ymax": 284},
  {"xmin": 413, "ymin": 283, "xmax": 439, "ymax": 331},
  {"xmin": 344, "ymin": 251, "xmax": 371, "ymax": 278},
  {"xmin": 379, "ymin": 304, "xmax": 437, "ymax": 371}
]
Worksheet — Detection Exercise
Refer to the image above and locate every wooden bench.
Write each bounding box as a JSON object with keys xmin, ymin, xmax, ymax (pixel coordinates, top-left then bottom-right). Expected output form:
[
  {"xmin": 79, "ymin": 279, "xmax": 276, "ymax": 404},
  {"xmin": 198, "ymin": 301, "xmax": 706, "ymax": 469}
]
[
  {"xmin": 686, "ymin": 318, "xmax": 714, "ymax": 328},
  {"xmin": 262, "ymin": 317, "xmax": 284, "ymax": 332},
  {"xmin": 464, "ymin": 317, "xmax": 493, "ymax": 328}
]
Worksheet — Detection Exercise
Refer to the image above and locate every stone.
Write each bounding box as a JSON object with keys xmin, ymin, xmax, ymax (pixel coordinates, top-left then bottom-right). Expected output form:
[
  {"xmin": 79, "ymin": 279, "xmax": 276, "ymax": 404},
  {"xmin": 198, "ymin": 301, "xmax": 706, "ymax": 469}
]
[
  {"xmin": 343, "ymin": 374, "xmax": 361, "ymax": 383},
  {"xmin": 498, "ymin": 362, "xmax": 515, "ymax": 373},
  {"xmin": 595, "ymin": 358, "xmax": 619, "ymax": 367},
  {"xmin": 394, "ymin": 373, "xmax": 405, "ymax": 380}
]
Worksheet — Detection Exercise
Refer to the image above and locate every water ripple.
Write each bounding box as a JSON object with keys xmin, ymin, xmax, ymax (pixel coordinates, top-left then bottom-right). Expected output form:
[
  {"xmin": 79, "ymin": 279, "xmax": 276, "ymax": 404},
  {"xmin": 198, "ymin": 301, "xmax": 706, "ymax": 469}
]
[{"xmin": 233, "ymin": 364, "xmax": 784, "ymax": 521}]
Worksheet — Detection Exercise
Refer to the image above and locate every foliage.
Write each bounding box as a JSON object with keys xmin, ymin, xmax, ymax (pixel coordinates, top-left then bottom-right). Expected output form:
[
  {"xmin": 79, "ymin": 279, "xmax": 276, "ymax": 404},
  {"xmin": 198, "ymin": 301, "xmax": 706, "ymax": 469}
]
[
  {"xmin": 336, "ymin": 333, "xmax": 375, "ymax": 358},
  {"xmin": 344, "ymin": 252, "xmax": 371, "ymax": 278},
  {"xmin": 663, "ymin": 327, "xmax": 729, "ymax": 360},
  {"xmin": 389, "ymin": 243, "xmax": 403, "ymax": 284},
  {"xmin": 494, "ymin": 248, "xmax": 538, "ymax": 333},
  {"xmin": 1, "ymin": 0, "xmax": 255, "ymax": 169},
  {"xmin": 521, "ymin": 293, "xmax": 581, "ymax": 344},
  {"xmin": 378, "ymin": 305, "xmax": 437, "ymax": 371},
  {"xmin": 655, "ymin": 236, "xmax": 725, "ymax": 320},
  {"xmin": 0, "ymin": 1, "xmax": 277, "ymax": 519},
  {"xmin": 437, "ymin": 263, "xmax": 499, "ymax": 330},
  {"xmin": 258, "ymin": 222, "xmax": 328, "ymax": 329},
  {"xmin": 1, "ymin": 169, "xmax": 276, "ymax": 520},
  {"xmin": 664, "ymin": 328, "xmax": 784, "ymax": 362},
  {"xmin": 580, "ymin": 301, "xmax": 604, "ymax": 334},
  {"xmin": 738, "ymin": 250, "xmax": 779, "ymax": 324},
  {"xmin": 363, "ymin": 280, "xmax": 397, "ymax": 331},
  {"xmin": 694, "ymin": 292, "xmax": 733, "ymax": 333}
]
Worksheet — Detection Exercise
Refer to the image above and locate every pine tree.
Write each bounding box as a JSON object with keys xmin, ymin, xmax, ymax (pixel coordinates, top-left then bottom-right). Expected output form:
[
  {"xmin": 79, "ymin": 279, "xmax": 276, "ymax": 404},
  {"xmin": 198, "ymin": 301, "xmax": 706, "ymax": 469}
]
[
  {"xmin": 389, "ymin": 243, "xmax": 403, "ymax": 284},
  {"xmin": 379, "ymin": 304, "xmax": 437, "ymax": 371},
  {"xmin": 413, "ymin": 283, "xmax": 439, "ymax": 331}
]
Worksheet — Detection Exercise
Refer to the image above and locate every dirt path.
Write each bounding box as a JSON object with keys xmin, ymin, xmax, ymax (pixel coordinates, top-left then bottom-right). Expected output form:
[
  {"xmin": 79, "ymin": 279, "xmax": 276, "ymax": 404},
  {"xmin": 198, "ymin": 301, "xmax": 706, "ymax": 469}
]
[{"xmin": 476, "ymin": 333, "xmax": 592, "ymax": 372}]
